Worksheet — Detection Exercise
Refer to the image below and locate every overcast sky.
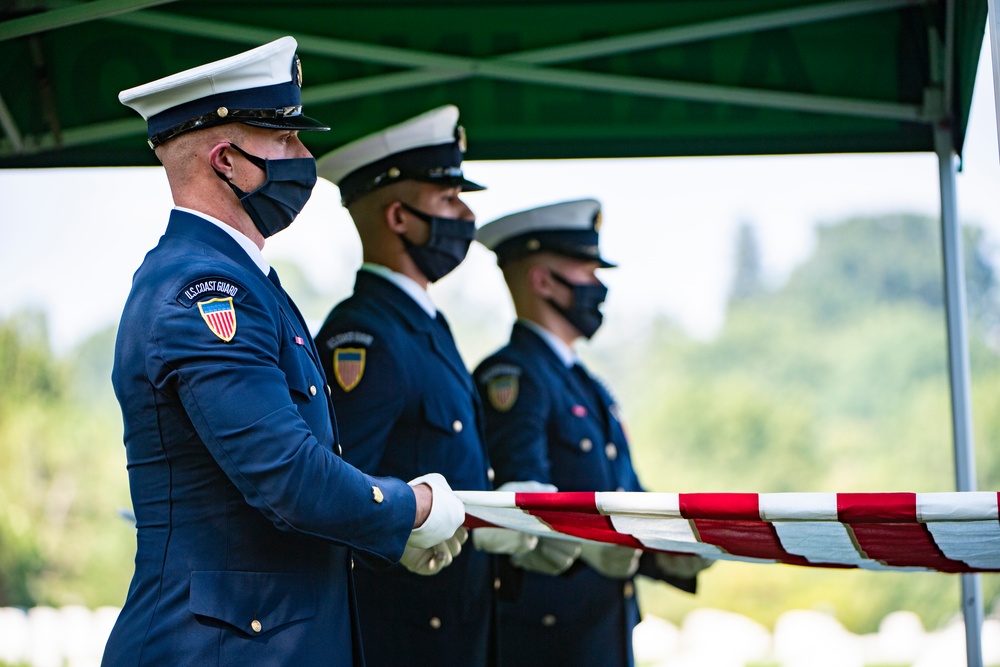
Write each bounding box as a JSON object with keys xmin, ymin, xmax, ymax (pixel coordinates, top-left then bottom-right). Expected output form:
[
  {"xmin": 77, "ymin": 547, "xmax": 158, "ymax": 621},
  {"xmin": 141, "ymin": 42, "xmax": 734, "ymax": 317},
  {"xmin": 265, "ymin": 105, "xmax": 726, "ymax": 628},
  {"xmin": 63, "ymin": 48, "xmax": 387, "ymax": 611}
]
[{"xmin": 2, "ymin": 39, "xmax": 999, "ymax": 356}]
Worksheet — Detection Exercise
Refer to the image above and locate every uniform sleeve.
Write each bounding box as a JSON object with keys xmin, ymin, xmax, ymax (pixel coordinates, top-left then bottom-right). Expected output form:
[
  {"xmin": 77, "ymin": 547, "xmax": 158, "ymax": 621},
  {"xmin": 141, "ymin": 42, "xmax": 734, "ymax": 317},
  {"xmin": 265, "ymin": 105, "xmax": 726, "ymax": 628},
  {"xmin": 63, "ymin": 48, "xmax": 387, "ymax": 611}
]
[
  {"xmin": 476, "ymin": 360, "xmax": 553, "ymax": 486},
  {"xmin": 315, "ymin": 316, "xmax": 407, "ymax": 473},
  {"xmin": 148, "ymin": 275, "xmax": 415, "ymax": 561}
]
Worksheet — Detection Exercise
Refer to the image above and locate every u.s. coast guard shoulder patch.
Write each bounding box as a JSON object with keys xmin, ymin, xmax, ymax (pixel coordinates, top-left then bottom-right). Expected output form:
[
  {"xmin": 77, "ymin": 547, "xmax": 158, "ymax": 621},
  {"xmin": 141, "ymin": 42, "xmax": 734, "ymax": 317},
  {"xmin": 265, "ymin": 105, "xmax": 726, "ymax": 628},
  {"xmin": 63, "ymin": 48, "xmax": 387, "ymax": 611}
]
[
  {"xmin": 198, "ymin": 298, "xmax": 237, "ymax": 342},
  {"xmin": 177, "ymin": 276, "xmax": 247, "ymax": 343},
  {"xmin": 479, "ymin": 364, "xmax": 522, "ymax": 412},
  {"xmin": 334, "ymin": 347, "xmax": 366, "ymax": 392},
  {"xmin": 487, "ymin": 375, "xmax": 519, "ymax": 412}
]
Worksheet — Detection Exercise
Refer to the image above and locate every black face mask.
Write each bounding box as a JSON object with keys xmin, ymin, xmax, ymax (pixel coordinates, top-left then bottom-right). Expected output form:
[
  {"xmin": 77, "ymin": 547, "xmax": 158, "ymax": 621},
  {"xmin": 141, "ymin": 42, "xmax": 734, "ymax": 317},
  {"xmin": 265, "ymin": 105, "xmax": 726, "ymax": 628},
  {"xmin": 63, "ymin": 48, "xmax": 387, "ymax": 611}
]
[
  {"xmin": 548, "ymin": 271, "xmax": 608, "ymax": 339},
  {"xmin": 217, "ymin": 143, "xmax": 317, "ymax": 239},
  {"xmin": 399, "ymin": 202, "xmax": 476, "ymax": 282}
]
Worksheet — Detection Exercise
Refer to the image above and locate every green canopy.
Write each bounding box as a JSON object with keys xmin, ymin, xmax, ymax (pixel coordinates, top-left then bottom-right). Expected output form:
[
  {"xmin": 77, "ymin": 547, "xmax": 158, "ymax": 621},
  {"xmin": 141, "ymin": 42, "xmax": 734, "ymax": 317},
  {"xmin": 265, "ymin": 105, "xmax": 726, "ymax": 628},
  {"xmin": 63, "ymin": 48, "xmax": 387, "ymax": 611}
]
[{"xmin": 0, "ymin": 0, "xmax": 988, "ymax": 168}]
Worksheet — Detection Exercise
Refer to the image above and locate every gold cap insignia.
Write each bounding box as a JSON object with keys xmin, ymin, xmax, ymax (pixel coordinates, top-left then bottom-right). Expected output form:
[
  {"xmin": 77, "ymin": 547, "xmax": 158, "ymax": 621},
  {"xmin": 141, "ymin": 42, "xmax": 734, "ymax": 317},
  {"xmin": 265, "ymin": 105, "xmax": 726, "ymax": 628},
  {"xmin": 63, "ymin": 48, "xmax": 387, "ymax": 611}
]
[
  {"xmin": 295, "ymin": 55, "xmax": 303, "ymax": 87},
  {"xmin": 593, "ymin": 210, "xmax": 603, "ymax": 231},
  {"xmin": 456, "ymin": 125, "xmax": 467, "ymax": 153}
]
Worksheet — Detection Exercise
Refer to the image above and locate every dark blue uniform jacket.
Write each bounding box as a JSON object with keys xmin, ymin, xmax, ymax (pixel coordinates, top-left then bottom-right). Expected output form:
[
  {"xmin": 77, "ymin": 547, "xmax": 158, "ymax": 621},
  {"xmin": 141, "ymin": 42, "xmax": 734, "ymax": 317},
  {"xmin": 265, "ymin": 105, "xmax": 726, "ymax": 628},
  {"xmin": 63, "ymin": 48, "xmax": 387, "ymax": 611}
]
[
  {"xmin": 315, "ymin": 269, "xmax": 496, "ymax": 667},
  {"xmin": 474, "ymin": 322, "xmax": 695, "ymax": 667},
  {"xmin": 103, "ymin": 210, "xmax": 415, "ymax": 667}
]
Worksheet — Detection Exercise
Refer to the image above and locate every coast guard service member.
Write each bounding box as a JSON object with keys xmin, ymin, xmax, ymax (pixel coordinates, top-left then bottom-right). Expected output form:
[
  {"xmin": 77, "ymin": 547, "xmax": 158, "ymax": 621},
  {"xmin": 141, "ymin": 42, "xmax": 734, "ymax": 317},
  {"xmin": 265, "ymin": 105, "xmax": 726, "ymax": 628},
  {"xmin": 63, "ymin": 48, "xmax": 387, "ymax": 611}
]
[
  {"xmin": 104, "ymin": 38, "xmax": 465, "ymax": 667},
  {"xmin": 314, "ymin": 106, "xmax": 500, "ymax": 666},
  {"xmin": 474, "ymin": 200, "xmax": 713, "ymax": 667}
]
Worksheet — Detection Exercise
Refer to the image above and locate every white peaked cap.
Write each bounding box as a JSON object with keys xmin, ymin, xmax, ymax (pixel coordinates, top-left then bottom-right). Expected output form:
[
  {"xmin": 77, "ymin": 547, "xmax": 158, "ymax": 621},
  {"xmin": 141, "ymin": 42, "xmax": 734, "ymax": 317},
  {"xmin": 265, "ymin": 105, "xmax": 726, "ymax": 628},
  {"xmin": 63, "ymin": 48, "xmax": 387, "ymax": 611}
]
[
  {"xmin": 119, "ymin": 36, "xmax": 328, "ymax": 146},
  {"xmin": 318, "ymin": 105, "xmax": 460, "ymax": 184},
  {"xmin": 317, "ymin": 105, "xmax": 484, "ymax": 205},
  {"xmin": 477, "ymin": 199, "xmax": 615, "ymax": 267}
]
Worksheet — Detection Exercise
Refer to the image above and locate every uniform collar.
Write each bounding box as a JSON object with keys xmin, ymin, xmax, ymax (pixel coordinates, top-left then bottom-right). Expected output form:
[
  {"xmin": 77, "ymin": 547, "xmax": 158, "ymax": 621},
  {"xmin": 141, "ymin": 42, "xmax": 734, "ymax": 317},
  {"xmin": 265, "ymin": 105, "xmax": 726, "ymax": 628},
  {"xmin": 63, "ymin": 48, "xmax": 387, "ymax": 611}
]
[
  {"xmin": 361, "ymin": 262, "xmax": 437, "ymax": 318},
  {"xmin": 174, "ymin": 206, "xmax": 270, "ymax": 275},
  {"xmin": 517, "ymin": 318, "xmax": 578, "ymax": 368}
]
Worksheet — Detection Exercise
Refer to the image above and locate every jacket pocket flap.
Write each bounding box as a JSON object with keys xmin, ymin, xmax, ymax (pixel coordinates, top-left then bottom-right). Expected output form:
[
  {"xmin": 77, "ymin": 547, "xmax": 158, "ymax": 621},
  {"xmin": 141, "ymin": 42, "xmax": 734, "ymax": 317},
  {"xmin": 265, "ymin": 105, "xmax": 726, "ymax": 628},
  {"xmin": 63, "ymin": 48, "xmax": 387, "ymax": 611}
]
[
  {"xmin": 421, "ymin": 394, "xmax": 458, "ymax": 434},
  {"xmin": 189, "ymin": 571, "xmax": 318, "ymax": 635}
]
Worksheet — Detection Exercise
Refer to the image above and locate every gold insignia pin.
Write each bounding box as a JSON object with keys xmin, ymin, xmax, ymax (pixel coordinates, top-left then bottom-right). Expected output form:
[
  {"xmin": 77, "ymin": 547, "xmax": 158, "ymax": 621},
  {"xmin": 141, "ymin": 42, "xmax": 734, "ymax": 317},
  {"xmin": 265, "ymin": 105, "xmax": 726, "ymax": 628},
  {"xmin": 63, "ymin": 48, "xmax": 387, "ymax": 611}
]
[
  {"xmin": 295, "ymin": 56, "xmax": 303, "ymax": 87},
  {"xmin": 594, "ymin": 210, "xmax": 603, "ymax": 231},
  {"xmin": 456, "ymin": 125, "xmax": 467, "ymax": 153}
]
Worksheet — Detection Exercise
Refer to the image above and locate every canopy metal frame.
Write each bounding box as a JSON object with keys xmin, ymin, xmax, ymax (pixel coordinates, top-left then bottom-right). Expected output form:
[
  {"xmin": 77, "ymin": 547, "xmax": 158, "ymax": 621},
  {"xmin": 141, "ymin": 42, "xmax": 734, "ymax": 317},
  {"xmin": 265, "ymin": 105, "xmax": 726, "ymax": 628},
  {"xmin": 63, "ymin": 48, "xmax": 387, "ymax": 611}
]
[{"xmin": 1, "ymin": 0, "xmax": 940, "ymax": 158}]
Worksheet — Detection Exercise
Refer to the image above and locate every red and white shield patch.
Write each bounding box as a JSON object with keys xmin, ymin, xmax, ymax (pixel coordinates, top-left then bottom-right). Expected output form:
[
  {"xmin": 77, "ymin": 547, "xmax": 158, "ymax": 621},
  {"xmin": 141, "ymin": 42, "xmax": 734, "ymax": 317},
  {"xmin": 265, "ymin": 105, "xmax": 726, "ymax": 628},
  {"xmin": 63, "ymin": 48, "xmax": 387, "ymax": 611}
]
[
  {"xmin": 334, "ymin": 347, "xmax": 366, "ymax": 392},
  {"xmin": 487, "ymin": 375, "xmax": 519, "ymax": 412},
  {"xmin": 197, "ymin": 297, "xmax": 237, "ymax": 342}
]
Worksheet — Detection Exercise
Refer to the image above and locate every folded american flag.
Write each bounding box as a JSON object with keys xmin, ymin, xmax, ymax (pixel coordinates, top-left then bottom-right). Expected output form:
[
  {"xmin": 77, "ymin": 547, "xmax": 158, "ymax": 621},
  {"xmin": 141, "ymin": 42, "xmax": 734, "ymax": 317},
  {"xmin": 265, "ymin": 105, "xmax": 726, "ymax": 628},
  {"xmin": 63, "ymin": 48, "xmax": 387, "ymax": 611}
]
[{"xmin": 456, "ymin": 491, "xmax": 1000, "ymax": 573}]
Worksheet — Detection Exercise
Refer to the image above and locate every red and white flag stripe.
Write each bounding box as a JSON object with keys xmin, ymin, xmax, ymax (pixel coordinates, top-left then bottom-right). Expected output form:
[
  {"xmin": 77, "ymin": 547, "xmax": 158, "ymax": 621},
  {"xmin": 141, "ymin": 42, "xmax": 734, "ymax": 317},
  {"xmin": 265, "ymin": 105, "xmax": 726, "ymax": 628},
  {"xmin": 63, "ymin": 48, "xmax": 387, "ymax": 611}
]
[{"xmin": 456, "ymin": 491, "xmax": 1000, "ymax": 573}]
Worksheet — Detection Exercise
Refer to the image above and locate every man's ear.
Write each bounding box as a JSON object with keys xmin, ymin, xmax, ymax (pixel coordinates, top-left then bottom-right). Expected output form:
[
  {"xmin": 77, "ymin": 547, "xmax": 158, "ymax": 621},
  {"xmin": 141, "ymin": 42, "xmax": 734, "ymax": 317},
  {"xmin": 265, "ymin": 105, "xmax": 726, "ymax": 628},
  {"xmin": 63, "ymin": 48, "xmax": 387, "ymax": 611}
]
[
  {"xmin": 209, "ymin": 143, "xmax": 237, "ymax": 179},
  {"xmin": 384, "ymin": 200, "xmax": 410, "ymax": 234},
  {"xmin": 527, "ymin": 263, "xmax": 554, "ymax": 298}
]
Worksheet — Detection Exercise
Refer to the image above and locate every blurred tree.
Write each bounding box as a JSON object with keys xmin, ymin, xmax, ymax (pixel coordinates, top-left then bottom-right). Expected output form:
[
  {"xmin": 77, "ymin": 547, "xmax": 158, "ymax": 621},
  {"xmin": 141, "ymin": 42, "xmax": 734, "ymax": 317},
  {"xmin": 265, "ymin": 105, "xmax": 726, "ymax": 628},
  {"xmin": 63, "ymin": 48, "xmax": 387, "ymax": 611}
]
[
  {"xmin": 773, "ymin": 214, "xmax": 996, "ymax": 325},
  {"xmin": 0, "ymin": 312, "xmax": 131, "ymax": 607},
  {"xmin": 728, "ymin": 219, "xmax": 766, "ymax": 307}
]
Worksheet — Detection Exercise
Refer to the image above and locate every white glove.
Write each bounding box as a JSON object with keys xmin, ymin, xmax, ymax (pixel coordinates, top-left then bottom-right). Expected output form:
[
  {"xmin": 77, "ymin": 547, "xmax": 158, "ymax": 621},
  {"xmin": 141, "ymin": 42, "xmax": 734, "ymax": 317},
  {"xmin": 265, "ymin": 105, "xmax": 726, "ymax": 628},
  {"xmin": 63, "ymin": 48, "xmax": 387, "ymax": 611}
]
[
  {"xmin": 472, "ymin": 528, "xmax": 538, "ymax": 555},
  {"xmin": 400, "ymin": 528, "xmax": 468, "ymax": 576},
  {"xmin": 495, "ymin": 480, "xmax": 558, "ymax": 494},
  {"xmin": 406, "ymin": 473, "xmax": 465, "ymax": 549},
  {"xmin": 472, "ymin": 481, "xmax": 556, "ymax": 555},
  {"xmin": 579, "ymin": 542, "xmax": 642, "ymax": 579},
  {"xmin": 510, "ymin": 537, "xmax": 582, "ymax": 575},
  {"xmin": 655, "ymin": 552, "xmax": 715, "ymax": 578}
]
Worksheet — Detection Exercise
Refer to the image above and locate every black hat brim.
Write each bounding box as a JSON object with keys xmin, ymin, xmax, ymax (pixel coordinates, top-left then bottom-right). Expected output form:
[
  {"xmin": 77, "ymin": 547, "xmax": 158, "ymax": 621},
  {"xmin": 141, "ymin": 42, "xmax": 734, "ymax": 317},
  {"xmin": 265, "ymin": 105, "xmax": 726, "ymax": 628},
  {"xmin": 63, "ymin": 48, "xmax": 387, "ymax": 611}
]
[{"xmin": 244, "ymin": 114, "xmax": 330, "ymax": 132}]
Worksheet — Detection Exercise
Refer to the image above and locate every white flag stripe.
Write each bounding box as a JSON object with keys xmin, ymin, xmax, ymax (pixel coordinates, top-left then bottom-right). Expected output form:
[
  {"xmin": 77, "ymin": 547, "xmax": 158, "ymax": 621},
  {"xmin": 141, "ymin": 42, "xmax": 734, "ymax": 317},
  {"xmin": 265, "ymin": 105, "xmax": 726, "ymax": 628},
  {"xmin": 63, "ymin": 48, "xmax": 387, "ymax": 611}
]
[
  {"xmin": 608, "ymin": 515, "xmax": 726, "ymax": 558},
  {"xmin": 771, "ymin": 521, "xmax": 868, "ymax": 565},
  {"xmin": 916, "ymin": 492, "xmax": 999, "ymax": 522},
  {"xmin": 760, "ymin": 493, "xmax": 839, "ymax": 521},
  {"xmin": 925, "ymin": 520, "xmax": 1000, "ymax": 569},
  {"xmin": 595, "ymin": 492, "xmax": 681, "ymax": 517},
  {"xmin": 457, "ymin": 491, "xmax": 516, "ymax": 508},
  {"xmin": 464, "ymin": 505, "xmax": 560, "ymax": 536}
]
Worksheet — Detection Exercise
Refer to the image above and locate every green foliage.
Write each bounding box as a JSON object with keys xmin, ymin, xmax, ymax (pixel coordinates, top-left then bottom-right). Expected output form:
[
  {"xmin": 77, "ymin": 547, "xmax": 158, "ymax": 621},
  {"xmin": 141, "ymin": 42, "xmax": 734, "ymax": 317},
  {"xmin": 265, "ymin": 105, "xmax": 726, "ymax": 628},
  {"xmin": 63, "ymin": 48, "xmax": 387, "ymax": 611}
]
[{"xmin": 0, "ymin": 312, "xmax": 132, "ymax": 608}]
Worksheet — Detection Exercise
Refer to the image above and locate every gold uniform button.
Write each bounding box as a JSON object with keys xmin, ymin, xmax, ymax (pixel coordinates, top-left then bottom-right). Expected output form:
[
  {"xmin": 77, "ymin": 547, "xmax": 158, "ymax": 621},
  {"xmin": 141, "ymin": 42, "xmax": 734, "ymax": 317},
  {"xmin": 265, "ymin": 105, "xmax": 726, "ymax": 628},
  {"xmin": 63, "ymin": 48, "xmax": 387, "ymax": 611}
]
[
  {"xmin": 429, "ymin": 616, "xmax": 442, "ymax": 630},
  {"xmin": 452, "ymin": 420, "xmax": 463, "ymax": 433},
  {"xmin": 605, "ymin": 443, "xmax": 618, "ymax": 460},
  {"xmin": 541, "ymin": 614, "xmax": 557, "ymax": 627},
  {"xmin": 351, "ymin": 558, "xmax": 355, "ymax": 570},
  {"xmin": 623, "ymin": 581, "xmax": 634, "ymax": 599},
  {"xmin": 250, "ymin": 619, "xmax": 262, "ymax": 633},
  {"xmin": 309, "ymin": 385, "xmax": 318, "ymax": 396},
  {"xmin": 493, "ymin": 577, "xmax": 501, "ymax": 591},
  {"xmin": 487, "ymin": 467, "xmax": 495, "ymax": 482},
  {"xmin": 372, "ymin": 486, "xmax": 384, "ymax": 503},
  {"xmin": 579, "ymin": 438, "xmax": 593, "ymax": 452}
]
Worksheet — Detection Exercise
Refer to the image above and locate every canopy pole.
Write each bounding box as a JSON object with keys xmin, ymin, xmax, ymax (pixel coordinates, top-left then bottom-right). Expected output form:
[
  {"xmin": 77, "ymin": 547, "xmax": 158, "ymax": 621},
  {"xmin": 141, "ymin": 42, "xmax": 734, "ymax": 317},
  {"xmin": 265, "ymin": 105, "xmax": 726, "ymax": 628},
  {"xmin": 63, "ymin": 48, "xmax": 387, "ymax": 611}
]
[
  {"xmin": 935, "ymin": 124, "xmax": 984, "ymax": 667},
  {"xmin": 989, "ymin": 0, "xmax": 1000, "ymax": 163}
]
